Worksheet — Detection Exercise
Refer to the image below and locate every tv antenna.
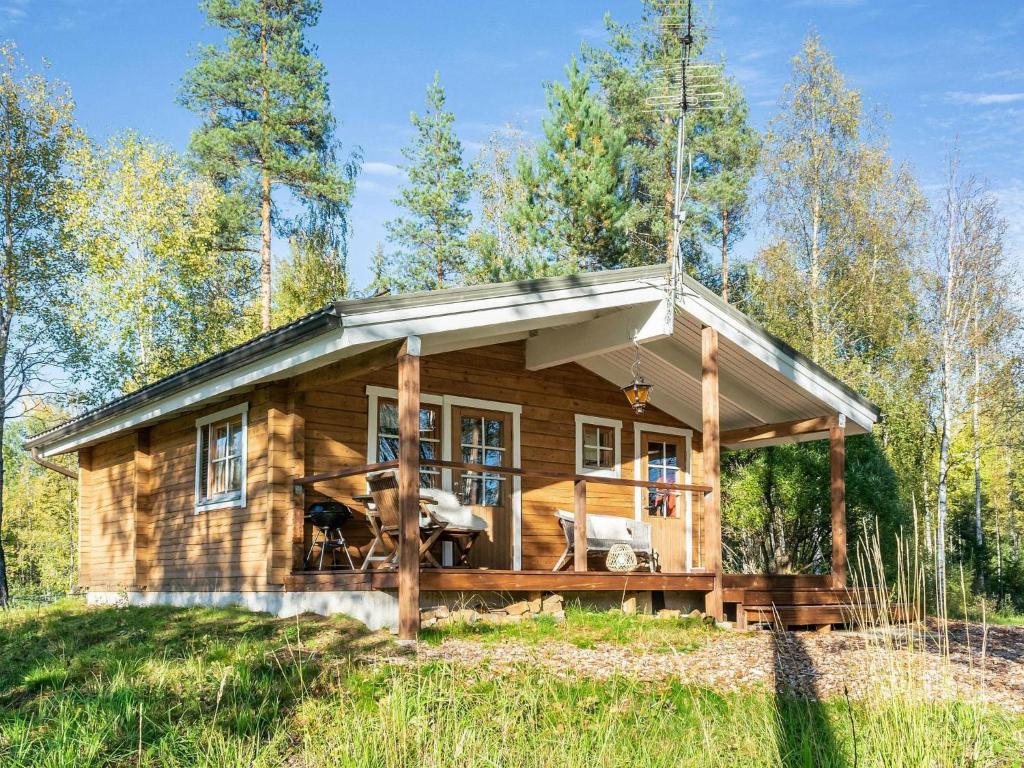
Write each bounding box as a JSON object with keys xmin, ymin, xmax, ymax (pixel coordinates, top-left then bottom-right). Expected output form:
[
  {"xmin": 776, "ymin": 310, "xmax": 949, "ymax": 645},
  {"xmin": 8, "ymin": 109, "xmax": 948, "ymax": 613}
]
[{"xmin": 645, "ymin": 0, "xmax": 724, "ymax": 271}]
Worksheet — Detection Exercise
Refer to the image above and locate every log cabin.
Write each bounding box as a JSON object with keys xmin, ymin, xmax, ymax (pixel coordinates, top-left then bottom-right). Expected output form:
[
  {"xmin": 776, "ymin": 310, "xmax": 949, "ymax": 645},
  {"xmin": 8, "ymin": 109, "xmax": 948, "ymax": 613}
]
[{"xmin": 26, "ymin": 265, "xmax": 880, "ymax": 638}]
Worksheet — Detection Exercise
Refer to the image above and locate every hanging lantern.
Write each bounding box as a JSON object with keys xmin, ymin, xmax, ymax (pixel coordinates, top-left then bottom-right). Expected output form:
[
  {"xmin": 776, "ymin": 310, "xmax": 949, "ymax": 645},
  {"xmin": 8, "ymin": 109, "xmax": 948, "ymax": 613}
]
[{"xmin": 622, "ymin": 338, "xmax": 653, "ymax": 414}]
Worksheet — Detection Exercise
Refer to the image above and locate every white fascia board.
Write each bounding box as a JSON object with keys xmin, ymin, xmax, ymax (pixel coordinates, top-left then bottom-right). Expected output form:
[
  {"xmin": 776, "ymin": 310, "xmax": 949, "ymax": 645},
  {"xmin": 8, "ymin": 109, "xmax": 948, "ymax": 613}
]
[
  {"xmin": 525, "ymin": 299, "xmax": 672, "ymax": 371},
  {"xmin": 39, "ymin": 328, "xmax": 358, "ymax": 457},
  {"xmin": 674, "ymin": 284, "xmax": 878, "ymax": 432},
  {"xmin": 340, "ymin": 282, "xmax": 667, "ymax": 348},
  {"xmin": 42, "ymin": 276, "xmax": 666, "ymax": 457}
]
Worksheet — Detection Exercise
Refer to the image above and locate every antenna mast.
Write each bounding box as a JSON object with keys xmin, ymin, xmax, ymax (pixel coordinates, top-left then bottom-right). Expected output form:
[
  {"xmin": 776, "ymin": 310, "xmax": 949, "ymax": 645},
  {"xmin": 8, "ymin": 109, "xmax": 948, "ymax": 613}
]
[{"xmin": 646, "ymin": 0, "xmax": 723, "ymax": 275}]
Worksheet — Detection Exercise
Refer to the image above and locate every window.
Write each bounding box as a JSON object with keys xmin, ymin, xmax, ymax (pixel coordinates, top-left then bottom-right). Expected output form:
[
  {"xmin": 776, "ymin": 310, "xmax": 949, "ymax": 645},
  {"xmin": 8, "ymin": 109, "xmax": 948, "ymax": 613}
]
[
  {"xmin": 458, "ymin": 412, "xmax": 507, "ymax": 506},
  {"xmin": 574, "ymin": 415, "xmax": 622, "ymax": 478},
  {"xmin": 645, "ymin": 438, "xmax": 679, "ymax": 517},
  {"xmin": 376, "ymin": 399, "xmax": 441, "ymax": 487},
  {"xmin": 195, "ymin": 403, "xmax": 248, "ymax": 512}
]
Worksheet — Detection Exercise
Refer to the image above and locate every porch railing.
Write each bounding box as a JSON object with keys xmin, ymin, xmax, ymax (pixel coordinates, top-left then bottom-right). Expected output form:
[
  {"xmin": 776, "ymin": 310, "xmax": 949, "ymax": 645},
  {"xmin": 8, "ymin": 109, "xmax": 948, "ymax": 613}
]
[{"xmin": 293, "ymin": 460, "xmax": 712, "ymax": 573}]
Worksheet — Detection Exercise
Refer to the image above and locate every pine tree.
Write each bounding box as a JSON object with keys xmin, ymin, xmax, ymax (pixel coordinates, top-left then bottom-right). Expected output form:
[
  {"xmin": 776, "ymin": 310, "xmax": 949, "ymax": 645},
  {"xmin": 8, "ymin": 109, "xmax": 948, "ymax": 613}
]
[
  {"xmin": 585, "ymin": 0, "xmax": 728, "ymax": 270},
  {"xmin": 180, "ymin": 0, "xmax": 357, "ymax": 332},
  {"xmin": 386, "ymin": 73, "xmax": 473, "ymax": 291},
  {"xmin": 513, "ymin": 58, "xmax": 629, "ymax": 273},
  {"xmin": 692, "ymin": 80, "xmax": 759, "ymax": 301},
  {"xmin": 365, "ymin": 242, "xmax": 393, "ymax": 296}
]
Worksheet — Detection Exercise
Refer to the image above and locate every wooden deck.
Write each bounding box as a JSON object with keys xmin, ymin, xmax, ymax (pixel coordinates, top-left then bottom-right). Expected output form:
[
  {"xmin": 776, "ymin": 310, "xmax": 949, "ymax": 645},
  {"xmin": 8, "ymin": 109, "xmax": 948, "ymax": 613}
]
[{"xmin": 285, "ymin": 569, "xmax": 897, "ymax": 630}]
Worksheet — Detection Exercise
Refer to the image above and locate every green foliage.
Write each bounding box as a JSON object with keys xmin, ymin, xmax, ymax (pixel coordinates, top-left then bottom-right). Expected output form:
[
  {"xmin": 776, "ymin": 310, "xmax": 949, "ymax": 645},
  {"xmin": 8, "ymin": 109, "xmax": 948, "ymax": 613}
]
[
  {"xmin": 723, "ymin": 436, "xmax": 906, "ymax": 574},
  {"xmin": 513, "ymin": 58, "xmax": 630, "ymax": 272},
  {"xmin": 0, "ymin": 43, "xmax": 83, "ymax": 606},
  {"xmin": 386, "ymin": 73, "xmax": 474, "ymax": 291},
  {"xmin": 63, "ymin": 133, "xmax": 256, "ymax": 398},
  {"xmin": 273, "ymin": 202, "xmax": 350, "ymax": 324},
  {"xmin": 465, "ymin": 129, "xmax": 556, "ymax": 284},
  {"xmin": 1, "ymin": 412, "xmax": 76, "ymax": 598},
  {"xmin": 180, "ymin": 0, "xmax": 357, "ymax": 330},
  {"xmin": 691, "ymin": 79, "xmax": 760, "ymax": 297}
]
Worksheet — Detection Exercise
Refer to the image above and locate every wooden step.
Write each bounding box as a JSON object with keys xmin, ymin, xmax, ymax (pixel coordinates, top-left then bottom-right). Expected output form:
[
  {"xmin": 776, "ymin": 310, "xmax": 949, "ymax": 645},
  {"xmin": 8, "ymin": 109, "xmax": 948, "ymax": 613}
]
[
  {"xmin": 741, "ymin": 602, "xmax": 912, "ymax": 629},
  {"xmin": 741, "ymin": 588, "xmax": 883, "ymax": 607}
]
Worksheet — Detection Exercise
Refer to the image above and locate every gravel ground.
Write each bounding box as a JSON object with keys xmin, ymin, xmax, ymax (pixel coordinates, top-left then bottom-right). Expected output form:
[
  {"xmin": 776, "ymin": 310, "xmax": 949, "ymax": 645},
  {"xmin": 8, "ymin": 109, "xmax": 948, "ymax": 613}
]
[{"xmin": 382, "ymin": 620, "xmax": 1024, "ymax": 712}]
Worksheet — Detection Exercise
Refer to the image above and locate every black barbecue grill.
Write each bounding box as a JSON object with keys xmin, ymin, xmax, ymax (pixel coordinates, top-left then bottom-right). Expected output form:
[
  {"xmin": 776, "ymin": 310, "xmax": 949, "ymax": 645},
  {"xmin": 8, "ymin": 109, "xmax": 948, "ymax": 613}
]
[{"xmin": 304, "ymin": 501, "xmax": 356, "ymax": 570}]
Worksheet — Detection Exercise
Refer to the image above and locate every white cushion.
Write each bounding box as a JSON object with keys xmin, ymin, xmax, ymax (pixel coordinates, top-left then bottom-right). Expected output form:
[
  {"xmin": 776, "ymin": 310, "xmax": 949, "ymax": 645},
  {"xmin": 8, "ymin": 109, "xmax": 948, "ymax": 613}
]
[
  {"xmin": 555, "ymin": 510, "xmax": 632, "ymax": 541},
  {"xmin": 421, "ymin": 488, "xmax": 488, "ymax": 531}
]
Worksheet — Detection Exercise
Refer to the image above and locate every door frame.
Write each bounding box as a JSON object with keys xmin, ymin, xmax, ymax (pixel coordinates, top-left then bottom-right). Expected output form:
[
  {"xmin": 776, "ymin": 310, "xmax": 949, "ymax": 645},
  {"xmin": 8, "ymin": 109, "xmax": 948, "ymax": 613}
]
[
  {"xmin": 366, "ymin": 386, "xmax": 523, "ymax": 569},
  {"xmin": 632, "ymin": 422, "xmax": 693, "ymax": 570}
]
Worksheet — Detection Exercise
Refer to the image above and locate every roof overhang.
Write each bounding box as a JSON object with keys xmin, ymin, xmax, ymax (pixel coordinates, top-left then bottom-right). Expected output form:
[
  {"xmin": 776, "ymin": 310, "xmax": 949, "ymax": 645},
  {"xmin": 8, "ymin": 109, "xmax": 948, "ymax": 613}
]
[{"xmin": 28, "ymin": 265, "xmax": 879, "ymax": 458}]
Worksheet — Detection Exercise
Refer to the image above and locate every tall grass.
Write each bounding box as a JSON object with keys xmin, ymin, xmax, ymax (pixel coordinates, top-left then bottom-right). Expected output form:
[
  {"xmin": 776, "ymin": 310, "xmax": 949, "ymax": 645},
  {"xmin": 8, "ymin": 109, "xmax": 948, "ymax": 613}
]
[{"xmin": 0, "ymin": 584, "xmax": 1021, "ymax": 766}]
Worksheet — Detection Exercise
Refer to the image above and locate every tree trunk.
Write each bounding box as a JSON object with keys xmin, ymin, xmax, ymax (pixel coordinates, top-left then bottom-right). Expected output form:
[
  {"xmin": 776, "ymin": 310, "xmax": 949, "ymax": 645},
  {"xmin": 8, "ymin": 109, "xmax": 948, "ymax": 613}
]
[
  {"xmin": 809, "ymin": 194, "xmax": 822, "ymax": 364},
  {"xmin": 259, "ymin": 17, "xmax": 273, "ymax": 333},
  {"xmin": 720, "ymin": 207, "xmax": 729, "ymax": 302},
  {"xmin": 972, "ymin": 314, "xmax": 984, "ymax": 591},
  {"xmin": 936, "ymin": 338, "xmax": 951, "ymax": 606},
  {"xmin": 260, "ymin": 168, "xmax": 272, "ymax": 333},
  {"xmin": 0, "ymin": 414, "xmax": 8, "ymax": 608}
]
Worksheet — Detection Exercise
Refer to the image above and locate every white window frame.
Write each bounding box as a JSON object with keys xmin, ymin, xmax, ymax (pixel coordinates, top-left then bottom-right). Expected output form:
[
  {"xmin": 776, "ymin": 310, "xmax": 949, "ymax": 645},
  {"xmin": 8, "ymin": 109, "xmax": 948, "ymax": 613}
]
[
  {"xmin": 194, "ymin": 402, "xmax": 249, "ymax": 514},
  {"xmin": 632, "ymin": 422, "xmax": 694, "ymax": 569},
  {"xmin": 366, "ymin": 385, "xmax": 524, "ymax": 568},
  {"xmin": 574, "ymin": 414, "xmax": 622, "ymax": 478}
]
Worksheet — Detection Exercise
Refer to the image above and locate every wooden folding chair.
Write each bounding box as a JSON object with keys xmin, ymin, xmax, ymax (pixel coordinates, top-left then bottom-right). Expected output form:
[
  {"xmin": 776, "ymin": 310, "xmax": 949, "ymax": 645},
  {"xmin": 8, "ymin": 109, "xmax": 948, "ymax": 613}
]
[{"xmin": 367, "ymin": 471, "xmax": 447, "ymax": 568}]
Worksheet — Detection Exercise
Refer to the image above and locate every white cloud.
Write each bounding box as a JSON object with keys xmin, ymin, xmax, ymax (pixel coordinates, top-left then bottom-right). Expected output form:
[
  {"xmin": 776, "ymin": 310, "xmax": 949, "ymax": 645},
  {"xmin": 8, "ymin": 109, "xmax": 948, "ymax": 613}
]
[
  {"xmin": 946, "ymin": 91, "xmax": 1024, "ymax": 106},
  {"xmin": 362, "ymin": 161, "xmax": 402, "ymax": 178}
]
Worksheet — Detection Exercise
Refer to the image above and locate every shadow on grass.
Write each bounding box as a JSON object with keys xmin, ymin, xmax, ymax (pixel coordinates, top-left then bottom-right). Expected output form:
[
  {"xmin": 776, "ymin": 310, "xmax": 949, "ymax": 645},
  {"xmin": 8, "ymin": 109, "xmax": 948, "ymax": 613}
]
[
  {"xmin": 772, "ymin": 630, "xmax": 848, "ymax": 767},
  {"xmin": 0, "ymin": 602, "xmax": 389, "ymax": 763}
]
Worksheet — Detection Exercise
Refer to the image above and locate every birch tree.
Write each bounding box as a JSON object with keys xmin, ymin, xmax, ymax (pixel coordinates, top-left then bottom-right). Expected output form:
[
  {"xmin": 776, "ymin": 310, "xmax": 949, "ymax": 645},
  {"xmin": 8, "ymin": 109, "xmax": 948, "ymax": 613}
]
[
  {"xmin": 181, "ymin": 0, "xmax": 357, "ymax": 332},
  {"xmin": 65, "ymin": 133, "xmax": 255, "ymax": 398},
  {"xmin": 922, "ymin": 151, "xmax": 1009, "ymax": 599},
  {"xmin": 0, "ymin": 45, "xmax": 80, "ymax": 606}
]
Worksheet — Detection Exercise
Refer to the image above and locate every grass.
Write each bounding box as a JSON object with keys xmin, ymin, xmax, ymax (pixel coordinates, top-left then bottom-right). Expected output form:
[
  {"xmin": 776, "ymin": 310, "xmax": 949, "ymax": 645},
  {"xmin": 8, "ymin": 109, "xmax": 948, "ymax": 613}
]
[
  {"xmin": 1, "ymin": 600, "xmax": 1022, "ymax": 767},
  {"xmin": 419, "ymin": 602, "xmax": 713, "ymax": 651}
]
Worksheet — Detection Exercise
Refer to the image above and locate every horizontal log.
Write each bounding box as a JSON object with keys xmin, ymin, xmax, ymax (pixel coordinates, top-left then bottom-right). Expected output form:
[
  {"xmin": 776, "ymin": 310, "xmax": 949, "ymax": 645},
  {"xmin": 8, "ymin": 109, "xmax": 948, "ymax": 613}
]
[{"xmin": 721, "ymin": 416, "xmax": 837, "ymax": 447}]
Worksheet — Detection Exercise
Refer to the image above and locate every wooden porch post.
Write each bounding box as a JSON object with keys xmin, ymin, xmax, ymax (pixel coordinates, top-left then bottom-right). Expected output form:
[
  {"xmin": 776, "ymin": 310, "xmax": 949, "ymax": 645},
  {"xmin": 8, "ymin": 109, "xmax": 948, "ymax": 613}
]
[
  {"xmin": 397, "ymin": 336, "xmax": 422, "ymax": 641},
  {"xmin": 830, "ymin": 416, "xmax": 847, "ymax": 589},
  {"xmin": 573, "ymin": 478, "xmax": 588, "ymax": 572},
  {"xmin": 701, "ymin": 326, "xmax": 724, "ymax": 620}
]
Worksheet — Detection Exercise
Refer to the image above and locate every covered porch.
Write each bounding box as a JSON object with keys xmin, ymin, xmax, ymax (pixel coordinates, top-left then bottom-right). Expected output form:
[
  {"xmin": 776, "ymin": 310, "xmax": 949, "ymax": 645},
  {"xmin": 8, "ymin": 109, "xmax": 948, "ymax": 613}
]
[{"xmin": 284, "ymin": 272, "xmax": 872, "ymax": 639}]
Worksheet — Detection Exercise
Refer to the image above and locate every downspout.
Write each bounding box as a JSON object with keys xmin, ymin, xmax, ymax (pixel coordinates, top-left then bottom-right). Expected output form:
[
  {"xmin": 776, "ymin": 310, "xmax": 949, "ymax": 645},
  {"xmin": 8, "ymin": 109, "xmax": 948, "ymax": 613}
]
[{"xmin": 29, "ymin": 447, "xmax": 77, "ymax": 480}]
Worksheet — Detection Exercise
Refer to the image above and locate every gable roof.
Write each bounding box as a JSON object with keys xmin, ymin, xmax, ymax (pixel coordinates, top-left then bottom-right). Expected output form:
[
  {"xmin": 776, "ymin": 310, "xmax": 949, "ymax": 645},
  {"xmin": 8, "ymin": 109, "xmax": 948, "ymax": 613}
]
[{"xmin": 27, "ymin": 265, "xmax": 879, "ymax": 457}]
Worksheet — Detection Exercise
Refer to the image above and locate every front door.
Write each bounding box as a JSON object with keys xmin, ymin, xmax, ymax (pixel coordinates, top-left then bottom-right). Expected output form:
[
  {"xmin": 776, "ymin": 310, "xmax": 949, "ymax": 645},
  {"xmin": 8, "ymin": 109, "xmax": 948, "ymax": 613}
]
[
  {"xmin": 452, "ymin": 406, "xmax": 512, "ymax": 569},
  {"xmin": 640, "ymin": 432, "xmax": 690, "ymax": 572}
]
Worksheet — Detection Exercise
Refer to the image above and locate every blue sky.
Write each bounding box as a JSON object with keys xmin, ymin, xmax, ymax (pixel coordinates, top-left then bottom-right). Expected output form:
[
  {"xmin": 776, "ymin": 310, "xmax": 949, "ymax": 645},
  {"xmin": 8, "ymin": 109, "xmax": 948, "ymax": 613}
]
[{"xmin": 3, "ymin": 0, "xmax": 1022, "ymax": 287}]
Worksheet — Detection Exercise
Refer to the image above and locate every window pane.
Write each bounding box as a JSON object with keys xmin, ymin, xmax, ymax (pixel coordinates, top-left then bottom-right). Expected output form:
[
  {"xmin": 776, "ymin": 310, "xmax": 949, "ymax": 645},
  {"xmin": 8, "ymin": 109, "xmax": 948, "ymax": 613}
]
[
  {"xmin": 647, "ymin": 442, "xmax": 665, "ymax": 464},
  {"xmin": 583, "ymin": 446, "xmax": 600, "ymax": 468},
  {"xmin": 462, "ymin": 446, "xmax": 481, "ymax": 465},
  {"xmin": 484, "ymin": 419, "xmax": 503, "ymax": 447},
  {"xmin": 378, "ymin": 436, "xmax": 399, "ymax": 462},
  {"xmin": 227, "ymin": 456, "xmax": 242, "ymax": 491},
  {"xmin": 420, "ymin": 441, "xmax": 437, "ymax": 461},
  {"xmin": 229, "ymin": 419, "xmax": 242, "ymax": 456},
  {"xmin": 461, "ymin": 417, "xmax": 481, "ymax": 446},
  {"xmin": 597, "ymin": 426, "xmax": 613, "ymax": 449},
  {"xmin": 378, "ymin": 402, "xmax": 398, "ymax": 433},
  {"xmin": 648, "ymin": 466, "xmax": 663, "ymax": 483},
  {"xmin": 483, "ymin": 448, "xmax": 503, "ymax": 467},
  {"xmin": 213, "ymin": 424, "xmax": 230, "ymax": 460},
  {"xmin": 213, "ymin": 460, "xmax": 228, "ymax": 495}
]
